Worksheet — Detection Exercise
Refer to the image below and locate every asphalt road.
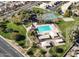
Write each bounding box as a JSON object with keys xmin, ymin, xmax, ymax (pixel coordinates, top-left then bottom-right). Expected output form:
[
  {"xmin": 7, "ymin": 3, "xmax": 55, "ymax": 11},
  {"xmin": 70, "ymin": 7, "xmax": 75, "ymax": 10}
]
[
  {"xmin": 0, "ymin": 37, "xmax": 24, "ymax": 57},
  {"xmin": 1, "ymin": 1, "xmax": 68, "ymax": 18},
  {"xmin": 50, "ymin": 2, "xmax": 69, "ymax": 11},
  {"xmin": 2, "ymin": 1, "xmax": 42, "ymax": 18}
]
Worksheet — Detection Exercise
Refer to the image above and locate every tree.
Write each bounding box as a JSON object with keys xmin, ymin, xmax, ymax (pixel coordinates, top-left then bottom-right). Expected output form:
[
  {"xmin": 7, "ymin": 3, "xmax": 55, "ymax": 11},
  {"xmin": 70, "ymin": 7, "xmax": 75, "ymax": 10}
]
[
  {"xmin": 15, "ymin": 34, "xmax": 26, "ymax": 48},
  {"xmin": 32, "ymin": 7, "xmax": 44, "ymax": 15},
  {"xmin": 64, "ymin": 10, "xmax": 72, "ymax": 17},
  {"xmin": 12, "ymin": 14, "xmax": 15, "ymax": 18},
  {"xmin": 49, "ymin": 48, "xmax": 58, "ymax": 57},
  {"xmin": 15, "ymin": 22, "xmax": 22, "ymax": 25},
  {"xmin": 15, "ymin": 34, "xmax": 26, "ymax": 41},
  {"xmin": 40, "ymin": 49, "xmax": 47, "ymax": 56},
  {"xmin": 2, "ymin": 18, "xmax": 6, "ymax": 21},
  {"xmin": 51, "ymin": 54, "xmax": 58, "ymax": 57},
  {"xmin": 4, "ymin": 28, "xmax": 13, "ymax": 33},
  {"xmin": 18, "ymin": 40, "xmax": 26, "ymax": 48},
  {"xmin": 56, "ymin": 48, "xmax": 64, "ymax": 53},
  {"xmin": 0, "ymin": 23, "xmax": 7, "ymax": 32},
  {"xmin": 32, "ymin": 43, "xmax": 38, "ymax": 48},
  {"xmin": 27, "ymin": 49, "xmax": 34, "ymax": 56}
]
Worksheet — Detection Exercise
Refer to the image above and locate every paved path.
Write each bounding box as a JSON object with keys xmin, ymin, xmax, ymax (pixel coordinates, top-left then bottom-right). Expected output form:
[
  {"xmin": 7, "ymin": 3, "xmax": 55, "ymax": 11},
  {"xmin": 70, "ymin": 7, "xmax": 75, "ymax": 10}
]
[
  {"xmin": 23, "ymin": 25, "xmax": 33, "ymax": 51},
  {"xmin": 0, "ymin": 37, "xmax": 24, "ymax": 57},
  {"xmin": 22, "ymin": 25, "xmax": 33, "ymax": 56}
]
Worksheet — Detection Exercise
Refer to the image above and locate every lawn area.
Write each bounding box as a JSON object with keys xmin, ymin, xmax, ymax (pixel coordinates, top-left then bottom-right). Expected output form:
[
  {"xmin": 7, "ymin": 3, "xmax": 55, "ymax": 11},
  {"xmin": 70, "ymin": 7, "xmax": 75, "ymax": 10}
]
[
  {"xmin": 0, "ymin": 22, "xmax": 27, "ymax": 48},
  {"xmin": 0, "ymin": 22, "xmax": 26, "ymax": 39},
  {"xmin": 27, "ymin": 43, "xmax": 46, "ymax": 57},
  {"xmin": 6, "ymin": 22, "xmax": 26, "ymax": 35},
  {"xmin": 57, "ymin": 17, "xmax": 79, "ymax": 37},
  {"xmin": 57, "ymin": 21, "xmax": 75, "ymax": 37},
  {"xmin": 50, "ymin": 17, "xmax": 79, "ymax": 57},
  {"xmin": 49, "ymin": 44, "xmax": 70, "ymax": 57}
]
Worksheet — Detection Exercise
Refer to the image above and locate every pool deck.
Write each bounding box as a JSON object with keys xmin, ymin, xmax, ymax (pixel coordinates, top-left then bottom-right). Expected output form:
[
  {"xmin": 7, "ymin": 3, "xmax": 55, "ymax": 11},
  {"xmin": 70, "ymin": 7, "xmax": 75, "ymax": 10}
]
[{"xmin": 36, "ymin": 24, "xmax": 59, "ymax": 35}]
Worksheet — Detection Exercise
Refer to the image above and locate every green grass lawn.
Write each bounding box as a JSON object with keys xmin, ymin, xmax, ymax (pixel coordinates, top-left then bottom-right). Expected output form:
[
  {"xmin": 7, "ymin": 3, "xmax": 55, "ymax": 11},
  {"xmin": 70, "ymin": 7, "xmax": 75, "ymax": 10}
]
[
  {"xmin": 0, "ymin": 22, "xmax": 27, "ymax": 48},
  {"xmin": 57, "ymin": 21, "xmax": 75, "ymax": 37},
  {"xmin": 0, "ymin": 22, "xmax": 26, "ymax": 39},
  {"xmin": 57, "ymin": 17, "xmax": 79, "ymax": 37},
  {"xmin": 49, "ymin": 44, "xmax": 71, "ymax": 57},
  {"xmin": 50, "ymin": 17, "xmax": 79, "ymax": 57},
  {"xmin": 7, "ymin": 22, "xmax": 26, "ymax": 35}
]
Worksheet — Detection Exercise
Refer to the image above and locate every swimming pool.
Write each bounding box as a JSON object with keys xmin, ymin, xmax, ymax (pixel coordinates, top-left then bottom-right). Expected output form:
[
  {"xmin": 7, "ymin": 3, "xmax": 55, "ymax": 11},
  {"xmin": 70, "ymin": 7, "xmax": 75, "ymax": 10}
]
[{"xmin": 37, "ymin": 25, "xmax": 52, "ymax": 33}]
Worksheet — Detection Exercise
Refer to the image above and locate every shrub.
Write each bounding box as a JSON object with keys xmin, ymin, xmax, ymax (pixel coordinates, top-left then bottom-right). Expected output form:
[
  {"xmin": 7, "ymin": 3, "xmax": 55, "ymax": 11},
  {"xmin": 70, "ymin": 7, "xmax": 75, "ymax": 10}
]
[
  {"xmin": 40, "ymin": 49, "xmax": 47, "ymax": 55},
  {"xmin": 15, "ymin": 34, "xmax": 25, "ymax": 41},
  {"xmin": 32, "ymin": 43, "xmax": 38, "ymax": 48},
  {"xmin": 15, "ymin": 34, "xmax": 26, "ymax": 48},
  {"xmin": 55, "ymin": 20, "xmax": 64, "ymax": 24},
  {"xmin": 51, "ymin": 54, "xmax": 58, "ymax": 57},
  {"xmin": 56, "ymin": 48, "xmax": 64, "ymax": 53},
  {"xmin": 18, "ymin": 40, "xmax": 26, "ymax": 48},
  {"xmin": 5, "ymin": 28, "xmax": 13, "ymax": 33},
  {"xmin": 27, "ymin": 49, "xmax": 34, "ymax": 56}
]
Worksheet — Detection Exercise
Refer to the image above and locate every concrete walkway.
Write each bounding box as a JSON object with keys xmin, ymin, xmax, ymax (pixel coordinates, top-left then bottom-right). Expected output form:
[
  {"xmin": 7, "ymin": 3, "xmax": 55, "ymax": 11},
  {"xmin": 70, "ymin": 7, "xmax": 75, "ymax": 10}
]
[
  {"xmin": 63, "ymin": 17, "xmax": 74, "ymax": 22},
  {"xmin": 22, "ymin": 25, "xmax": 33, "ymax": 55}
]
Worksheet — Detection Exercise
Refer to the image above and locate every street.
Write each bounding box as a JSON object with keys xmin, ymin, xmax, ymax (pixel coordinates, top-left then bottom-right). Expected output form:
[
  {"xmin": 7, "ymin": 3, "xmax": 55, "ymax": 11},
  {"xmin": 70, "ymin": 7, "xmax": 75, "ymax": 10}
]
[
  {"xmin": 1, "ymin": 1, "xmax": 67, "ymax": 19},
  {"xmin": 2, "ymin": 1, "xmax": 42, "ymax": 18},
  {"xmin": 50, "ymin": 1, "xmax": 69, "ymax": 11},
  {"xmin": 0, "ymin": 37, "xmax": 24, "ymax": 57}
]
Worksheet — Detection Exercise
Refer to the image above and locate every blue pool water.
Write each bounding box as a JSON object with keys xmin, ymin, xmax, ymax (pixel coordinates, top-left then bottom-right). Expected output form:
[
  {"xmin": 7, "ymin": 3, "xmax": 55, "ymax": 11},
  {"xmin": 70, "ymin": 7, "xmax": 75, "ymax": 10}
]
[{"xmin": 37, "ymin": 25, "xmax": 52, "ymax": 32}]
